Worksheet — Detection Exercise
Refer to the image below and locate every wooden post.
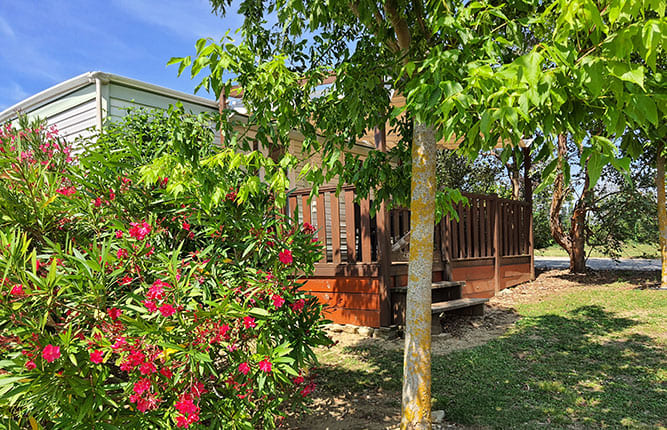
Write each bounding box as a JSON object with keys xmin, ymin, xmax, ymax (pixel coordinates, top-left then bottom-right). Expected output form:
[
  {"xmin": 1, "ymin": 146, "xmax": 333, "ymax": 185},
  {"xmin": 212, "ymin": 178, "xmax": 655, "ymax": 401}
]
[
  {"xmin": 440, "ymin": 217, "xmax": 453, "ymax": 281},
  {"xmin": 375, "ymin": 126, "xmax": 392, "ymax": 326},
  {"xmin": 344, "ymin": 189, "xmax": 357, "ymax": 263},
  {"xmin": 523, "ymin": 146, "xmax": 535, "ymax": 280},
  {"xmin": 316, "ymin": 192, "xmax": 328, "ymax": 263},
  {"xmin": 493, "ymin": 197, "xmax": 501, "ymax": 294},
  {"xmin": 330, "ymin": 192, "xmax": 342, "ymax": 264},
  {"xmin": 360, "ymin": 197, "xmax": 372, "ymax": 263},
  {"xmin": 529, "ymin": 204, "xmax": 535, "ymax": 280}
]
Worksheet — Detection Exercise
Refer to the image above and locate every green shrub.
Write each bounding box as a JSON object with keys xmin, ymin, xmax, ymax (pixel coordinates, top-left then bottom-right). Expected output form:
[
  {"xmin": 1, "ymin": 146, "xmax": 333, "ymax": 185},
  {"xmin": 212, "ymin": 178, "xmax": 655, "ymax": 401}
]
[{"xmin": 0, "ymin": 110, "xmax": 331, "ymax": 429}]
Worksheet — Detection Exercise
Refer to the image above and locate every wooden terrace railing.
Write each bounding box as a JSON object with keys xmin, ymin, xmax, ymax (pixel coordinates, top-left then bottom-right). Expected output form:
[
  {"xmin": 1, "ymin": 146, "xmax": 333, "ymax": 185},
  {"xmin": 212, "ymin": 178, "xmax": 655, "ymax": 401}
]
[{"xmin": 287, "ymin": 187, "xmax": 533, "ymax": 273}]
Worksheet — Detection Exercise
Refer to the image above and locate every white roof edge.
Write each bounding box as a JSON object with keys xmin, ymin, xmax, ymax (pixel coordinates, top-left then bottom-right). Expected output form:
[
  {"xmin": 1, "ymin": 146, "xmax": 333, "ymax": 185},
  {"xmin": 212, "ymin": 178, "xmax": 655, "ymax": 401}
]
[
  {"xmin": 0, "ymin": 71, "xmax": 230, "ymax": 123},
  {"xmin": 0, "ymin": 72, "xmax": 97, "ymax": 122},
  {"xmin": 103, "ymin": 72, "xmax": 220, "ymax": 110}
]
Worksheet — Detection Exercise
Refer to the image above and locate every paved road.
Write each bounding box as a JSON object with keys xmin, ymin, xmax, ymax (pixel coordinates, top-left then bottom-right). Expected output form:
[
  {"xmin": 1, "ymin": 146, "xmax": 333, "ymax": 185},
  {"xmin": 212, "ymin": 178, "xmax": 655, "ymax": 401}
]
[{"xmin": 535, "ymin": 256, "xmax": 661, "ymax": 271}]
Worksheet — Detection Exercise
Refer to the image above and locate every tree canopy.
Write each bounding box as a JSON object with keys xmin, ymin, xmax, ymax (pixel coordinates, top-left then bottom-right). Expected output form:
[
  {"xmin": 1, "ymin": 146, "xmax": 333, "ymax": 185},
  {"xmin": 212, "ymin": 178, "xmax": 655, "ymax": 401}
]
[{"xmin": 169, "ymin": 0, "xmax": 667, "ymax": 426}]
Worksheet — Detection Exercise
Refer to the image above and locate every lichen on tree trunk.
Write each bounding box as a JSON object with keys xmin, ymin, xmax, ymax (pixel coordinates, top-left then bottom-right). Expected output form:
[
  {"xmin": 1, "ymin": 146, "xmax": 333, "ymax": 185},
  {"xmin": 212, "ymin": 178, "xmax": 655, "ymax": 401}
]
[
  {"xmin": 401, "ymin": 121, "xmax": 436, "ymax": 430},
  {"xmin": 656, "ymin": 140, "xmax": 667, "ymax": 287}
]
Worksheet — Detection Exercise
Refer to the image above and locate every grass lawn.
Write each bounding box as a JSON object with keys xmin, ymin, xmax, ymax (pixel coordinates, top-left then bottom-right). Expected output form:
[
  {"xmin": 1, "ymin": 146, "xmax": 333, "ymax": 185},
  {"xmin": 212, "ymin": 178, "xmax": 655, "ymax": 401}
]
[
  {"xmin": 305, "ymin": 271, "xmax": 667, "ymax": 429},
  {"xmin": 535, "ymin": 243, "xmax": 659, "ymax": 259}
]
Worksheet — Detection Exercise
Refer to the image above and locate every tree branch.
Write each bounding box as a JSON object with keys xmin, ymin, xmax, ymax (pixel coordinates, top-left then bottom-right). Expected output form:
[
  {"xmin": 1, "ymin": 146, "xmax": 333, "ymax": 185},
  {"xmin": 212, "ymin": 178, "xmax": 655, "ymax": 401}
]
[
  {"xmin": 383, "ymin": 0, "xmax": 411, "ymax": 54},
  {"xmin": 349, "ymin": 1, "xmax": 400, "ymax": 53}
]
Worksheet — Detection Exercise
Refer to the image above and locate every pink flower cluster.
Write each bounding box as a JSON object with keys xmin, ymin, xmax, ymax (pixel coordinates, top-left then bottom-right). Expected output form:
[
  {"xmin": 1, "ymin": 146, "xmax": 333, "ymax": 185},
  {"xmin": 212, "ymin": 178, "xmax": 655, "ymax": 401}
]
[
  {"xmin": 143, "ymin": 279, "xmax": 178, "ymax": 317},
  {"xmin": 128, "ymin": 221, "xmax": 151, "ymax": 241}
]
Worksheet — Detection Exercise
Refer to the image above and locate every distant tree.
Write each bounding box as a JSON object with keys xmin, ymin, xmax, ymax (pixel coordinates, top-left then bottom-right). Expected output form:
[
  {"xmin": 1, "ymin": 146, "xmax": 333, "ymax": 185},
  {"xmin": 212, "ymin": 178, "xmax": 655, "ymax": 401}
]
[{"xmin": 436, "ymin": 150, "xmax": 508, "ymax": 196}]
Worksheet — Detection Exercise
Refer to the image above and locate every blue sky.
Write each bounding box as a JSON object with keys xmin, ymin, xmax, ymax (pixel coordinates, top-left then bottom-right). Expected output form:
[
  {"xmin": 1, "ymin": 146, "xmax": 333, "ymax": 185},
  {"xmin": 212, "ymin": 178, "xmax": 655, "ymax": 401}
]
[{"xmin": 0, "ymin": 0, "xmax": 244, "ymax": 111}]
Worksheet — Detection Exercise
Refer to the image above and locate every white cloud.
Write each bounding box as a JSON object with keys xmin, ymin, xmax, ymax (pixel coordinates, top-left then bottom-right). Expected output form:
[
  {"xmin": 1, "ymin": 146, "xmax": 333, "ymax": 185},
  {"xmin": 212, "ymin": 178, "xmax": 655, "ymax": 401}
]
[{"xmin": 112, "ymin": 0, "xmax": 238, "ymax": 41}]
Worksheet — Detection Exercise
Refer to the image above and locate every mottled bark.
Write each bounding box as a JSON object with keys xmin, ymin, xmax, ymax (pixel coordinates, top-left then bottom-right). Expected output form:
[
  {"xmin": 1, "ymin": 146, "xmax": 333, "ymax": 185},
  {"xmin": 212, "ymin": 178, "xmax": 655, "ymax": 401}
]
[
  {"xmin": 570, "ymin": 193, "xmax": 587, "ymax": 273},
  {"xmin": 549, "ymin": 135, "xmax": 572, "ymax": 252},
  {"xmin": 656, "ymin": 141, "xmax": 667, "ymax": 287},
  {"xmin": 549, "ymin": 134, "xmax": 588, "ymax": 273},
  {"xmin": 401, "ymin": 122, "xmax": 436, "ymax": 430},
  {"xmin": 522, "ymin": 146, "xmax": 532, "ymax": 206}
]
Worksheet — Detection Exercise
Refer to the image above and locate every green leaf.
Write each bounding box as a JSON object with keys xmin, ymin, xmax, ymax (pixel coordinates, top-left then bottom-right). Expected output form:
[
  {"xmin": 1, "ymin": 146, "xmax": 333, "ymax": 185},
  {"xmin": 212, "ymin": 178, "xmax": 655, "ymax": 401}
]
[
  {"xmin": 609, "ymin": 62, "xmax": 645, "ymax": 88},
  {"xmin": 586, "ymin": 152, "xmax": 608, "ymax": 188}
]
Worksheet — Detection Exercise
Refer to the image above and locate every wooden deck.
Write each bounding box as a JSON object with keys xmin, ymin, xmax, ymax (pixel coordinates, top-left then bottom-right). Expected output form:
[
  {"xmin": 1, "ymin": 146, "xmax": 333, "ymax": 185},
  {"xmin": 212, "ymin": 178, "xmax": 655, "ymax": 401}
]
[{"xmin": 289, "ymin": 187, "xmax": 534, "ymax": 327}]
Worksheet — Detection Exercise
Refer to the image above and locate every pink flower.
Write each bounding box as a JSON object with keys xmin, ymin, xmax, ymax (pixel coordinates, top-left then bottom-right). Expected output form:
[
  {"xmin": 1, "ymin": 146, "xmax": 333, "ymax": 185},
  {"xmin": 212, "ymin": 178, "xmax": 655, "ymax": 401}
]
[
  {"xmin": 278, "ymin": 249, "xmax": 293, "ymax": 265},
  {"xmin": 90, "ymin": 350, "xmax": 104, "ymax": 364},
  {"xmin": 290, "ymin": 299, "xmax": 305, "ymax": 312},
  {"xmin": 147, "ymin": 279, "xmax": 168, "ymax": 300},
  {"xmin": 25, "ymin": 360, "xmax": 36, "ymax": 370},
  {"xmin": 10, "ymin": 284, "xmax": 24, "ymax": 296},
  {"xmin": 133, "ymin": 378, "xmax": 151, "ymax": 395},
  {"xmin": 140, "ymin": 361, "xmax": 157, "ymax": 375},
  {"xmin": 175, "ymin": 415, "xmax": 190, "ymax": 428},
  {"xmin": 272, "ymin": 294, "xmax": 285, "ymax": 308},
  {"xmin": 115, "ymin": 230, "xmax": 123, "ymax": 239},
  {"xmin": 238, "ymin": 362, "xmax": 251, "ymax": 375},
  {"xmin": 111, "ymin": 337, "xmax": 126, "ymax": 349},
  {"xmin": 136, "ymin": 394, "xmax": 158, "ymax": 413},
  {"xmin": 258, "ymin": 358, "xmax": 272, "ymax": 373},
  {"xmin": 56, "ymin": 186, "xmax": 76, "ymax": 196},
  {"xmin": 93, "ymin": 197, "xmax": 102, "ymax": 207},
  {"xmin": 160, "ymin": 367, "xmax": 173, "ymax": 379},
  {"xmin": 159, "ymin": 303, "xmax": 176, "ymax": 317},
  {"xmin": 107, "ymin": 307, "xmax": 122, "ymax": 321},
  {"xmin": 109, "ymin": 189, "xmax": 116, "ymax": 201},
  {"xmin": 293, "ymin": 375, "xmax": 305, "ymax": 385},
  {"xmin": 175, "ymin": 396, "xmax": 198, "ymax": 415},
  {"xmin": 143, "ymin": 300, "xmax": 157, "ymax": 312},
  {"xmin": 301, "ymin": 382, "xmax": 316, "ymax": 397},
  {"xmin": 116, "ymin": 248, "xmax": 128, "ymax": 259},
  {"xmin": 120, "ymin": 275, "xmax": 133, "ymax": 285},
  {"xmin": 303, "ymin": 222, "xmax": 315, "ymax": 234},
  {"xmin": 42, "ymin": 344, "xmax": 60, "ymax": 363},
  {"xmin": 243, "ymin": 316, "xmax": 256, "ymax": 329},
  {"xmin": 129, "ymin": 221, "xmax": 151, "ymax": 240},
  {"xmin": 182, "ymin": 220, "xmax": 190, "ymax": 231}
]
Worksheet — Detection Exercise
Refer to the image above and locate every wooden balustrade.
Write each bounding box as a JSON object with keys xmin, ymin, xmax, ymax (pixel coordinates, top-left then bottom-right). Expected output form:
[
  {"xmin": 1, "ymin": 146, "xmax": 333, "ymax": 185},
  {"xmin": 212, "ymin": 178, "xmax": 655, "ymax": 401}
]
[{"xmin": 289, "ymin": 187, "xmax": 533, "ymax": 279}]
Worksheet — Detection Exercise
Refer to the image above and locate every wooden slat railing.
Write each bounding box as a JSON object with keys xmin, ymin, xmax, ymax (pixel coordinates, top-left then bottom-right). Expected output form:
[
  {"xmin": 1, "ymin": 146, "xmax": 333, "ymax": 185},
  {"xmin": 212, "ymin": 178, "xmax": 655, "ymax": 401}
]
[
  {"xmin": 289, "ymin": 187, "xmax": 533, "ymax": 279},
  {"xmin": 289, "ymin": 187, "xmax": 380, "ymax": 277}
]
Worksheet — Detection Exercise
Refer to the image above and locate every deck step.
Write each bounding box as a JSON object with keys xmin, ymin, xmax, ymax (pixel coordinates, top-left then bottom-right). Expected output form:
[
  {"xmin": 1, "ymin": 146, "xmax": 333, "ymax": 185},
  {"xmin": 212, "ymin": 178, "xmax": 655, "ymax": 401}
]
[
  {"xmin": 431, "ymin": 297, "xmax": 489, "ymax": 314},
  {"xmin": 391, "ymin": 280, "xmax": 465, "ymax": 293}
]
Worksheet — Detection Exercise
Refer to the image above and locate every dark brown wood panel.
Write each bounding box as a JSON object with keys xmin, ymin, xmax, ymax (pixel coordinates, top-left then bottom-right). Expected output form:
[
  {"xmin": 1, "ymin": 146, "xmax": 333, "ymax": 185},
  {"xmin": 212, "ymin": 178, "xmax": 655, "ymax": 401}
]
[
  {"xmin": 344, "ymin": 189, "xmax": 356, "ymax": 263},
  {"xmin": 360, "ymin": 197, "xmax": 372, "ymax": 263},
  {"xmin": 316, "ymin": 193, "xmax": 327, "ymax": 263},
  {"xmin": 330, "ymin": 192, "xmax": 342, "ymax": 264},
  {"xmin": 301, "ymin": 195, "xmax": 311, "ymax": 225}
]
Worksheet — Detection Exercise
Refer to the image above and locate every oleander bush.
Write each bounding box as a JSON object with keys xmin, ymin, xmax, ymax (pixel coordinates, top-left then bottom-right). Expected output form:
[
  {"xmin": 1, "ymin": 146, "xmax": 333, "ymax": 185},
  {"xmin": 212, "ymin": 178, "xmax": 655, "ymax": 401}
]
[{"xmin": 0, "ymin": 109, "xmax": 331, "ymax": 429}]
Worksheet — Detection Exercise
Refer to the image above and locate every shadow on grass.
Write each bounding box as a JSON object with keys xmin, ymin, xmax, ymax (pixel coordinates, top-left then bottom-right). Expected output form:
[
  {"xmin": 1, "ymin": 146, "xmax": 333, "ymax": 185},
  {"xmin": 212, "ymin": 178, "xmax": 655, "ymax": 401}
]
[
  {"xmin": 551, "ymin": 270, "xmax": 660, "ymax": 289},
  {"xmin": 316, "ymin": 305, "xmax": 666, "ymax": 429}
]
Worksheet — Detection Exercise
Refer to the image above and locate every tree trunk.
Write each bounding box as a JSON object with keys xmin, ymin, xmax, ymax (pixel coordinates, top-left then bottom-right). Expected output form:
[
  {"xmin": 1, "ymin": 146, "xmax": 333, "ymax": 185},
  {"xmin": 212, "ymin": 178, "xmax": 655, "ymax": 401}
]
[
  {"xmin": 550, "ymin": 134, "xmax": 572, "ymax": 254},
  {"xmin": 401, "ymin": 122, "xmax": 436, "ymax": 430},
  {"xmin": 570, "ymin": 199, "xmax": 587, "ymax": 272},
  {"xmin": 656, "ymin": 140, "xmax": 667, "ymax": 287},
  {"xmin": 522, "ymin": 146, "xmax": 532, "ymax": 206},
  {"xmin": 569, "ymin": 160, "xmax": 590, "ymax": 273},
  {"xmin": 510, "ymin": 172, "xmax": 521, "ymax": 200},
  {"xmin": 549, "ymin": 134, "xmax": 590, "ymax": 273}
]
